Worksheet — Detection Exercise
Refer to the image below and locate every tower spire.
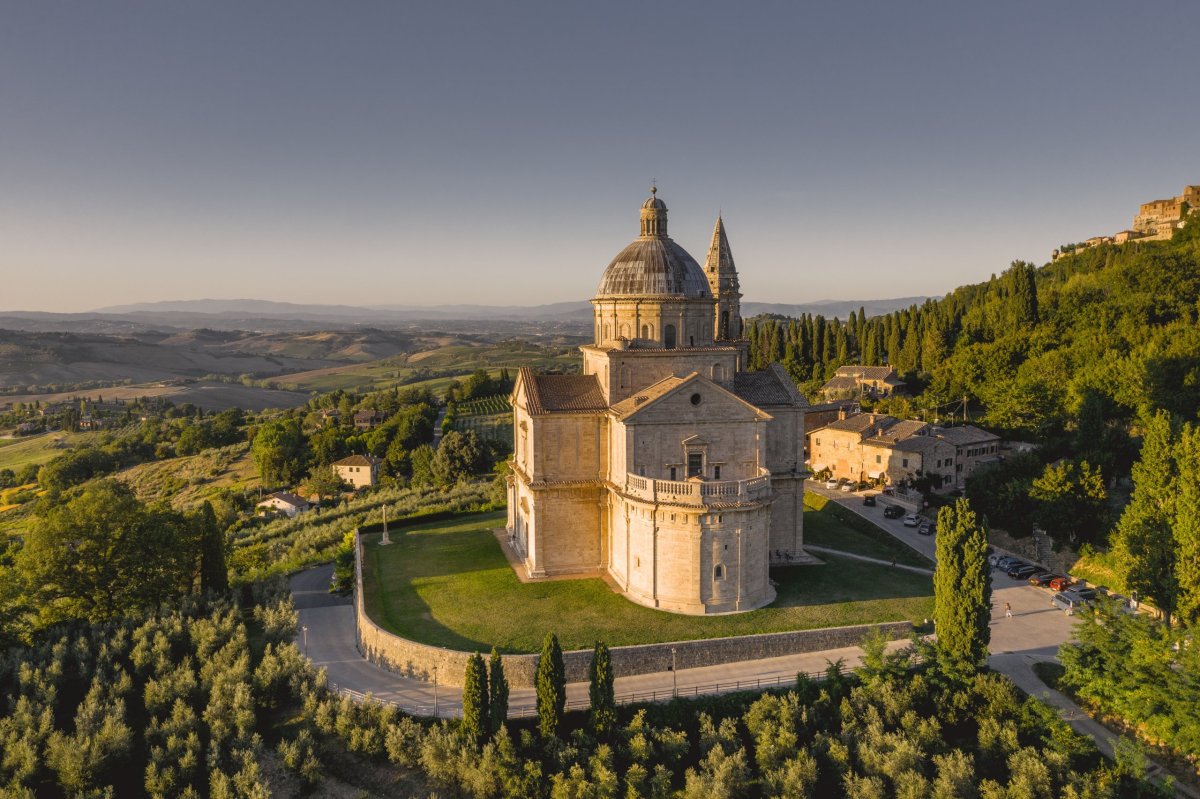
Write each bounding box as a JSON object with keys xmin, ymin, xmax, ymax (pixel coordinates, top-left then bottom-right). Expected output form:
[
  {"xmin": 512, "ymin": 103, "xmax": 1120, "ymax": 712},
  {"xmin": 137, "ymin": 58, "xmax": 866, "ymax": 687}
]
[{"xmin": 705, "ymin": 215, "xmax": 742, "ymax": 340}]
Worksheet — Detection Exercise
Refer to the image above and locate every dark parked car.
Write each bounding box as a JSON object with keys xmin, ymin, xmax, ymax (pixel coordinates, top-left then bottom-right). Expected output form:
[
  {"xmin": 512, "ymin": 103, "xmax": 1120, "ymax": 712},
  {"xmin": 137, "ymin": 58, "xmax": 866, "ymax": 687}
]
[
  {"xmin": 882, "ymin": 505, "xmax": 904, "ymax": 519},
  {"xmin": 862, "ymin": 495, "xmax": 876, "ymax": 507},
  {"xmin": 1004, "ymin": 561, "xmax": 1031, "ymax": 578},
  {"xmin": 1013, "ymin": 565, "xmax": 1047, "ymax": 580},
  {"xmin": 1030, "ymin": 572, "xmax": 1066, "ymax": 587},
  {"xmin": 993, "ymin": 555, "xmax": 1021, "ymax": 571},
  {"xmin": 917, "ymin": 521, "xmax": 934, "ymax": 536},
  {"xmin": 1066, "ymin": 587, "xmax": 1098, "ymax": 603}
]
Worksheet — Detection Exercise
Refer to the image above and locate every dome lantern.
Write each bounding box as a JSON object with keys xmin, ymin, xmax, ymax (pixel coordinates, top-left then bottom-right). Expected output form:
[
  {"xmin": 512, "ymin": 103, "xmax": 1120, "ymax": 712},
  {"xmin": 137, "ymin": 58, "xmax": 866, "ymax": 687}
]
[{"xmin": 640, "ymin": 185, "xmax": 668, "ymax": 238}]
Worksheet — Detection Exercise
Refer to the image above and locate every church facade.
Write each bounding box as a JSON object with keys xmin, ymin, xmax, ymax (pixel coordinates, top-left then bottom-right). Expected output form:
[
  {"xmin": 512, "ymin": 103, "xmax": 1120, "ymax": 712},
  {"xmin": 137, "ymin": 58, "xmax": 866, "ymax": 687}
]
[{"xmin": 506, "ymin": 191, "xmax": 808, "ymax": 615}]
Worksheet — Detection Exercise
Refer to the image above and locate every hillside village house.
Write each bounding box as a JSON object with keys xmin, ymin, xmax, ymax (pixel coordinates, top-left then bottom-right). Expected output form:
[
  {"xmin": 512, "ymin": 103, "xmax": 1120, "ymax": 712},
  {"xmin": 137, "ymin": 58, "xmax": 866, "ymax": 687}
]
[
  {"xmin": 256, "ymin": 491, "xmax": 311, "ymax": 518},
  {"xmin": 353, "ymin": 409, "xmax": 385, "ymax": 430},
  {"xmin": 808, "ymin": 412, "xmax": 1000, "ymax": 491},
  {"xmin": 332, "ymin": 454, "xmax": 382, "ymax": 489},
  {"xmin": 819, "ymin": 365, "xmax": 906, "ymax": 402},
  {"xmin": 507, "ymin": 190, "xmax": 809, "ymax": 615}
]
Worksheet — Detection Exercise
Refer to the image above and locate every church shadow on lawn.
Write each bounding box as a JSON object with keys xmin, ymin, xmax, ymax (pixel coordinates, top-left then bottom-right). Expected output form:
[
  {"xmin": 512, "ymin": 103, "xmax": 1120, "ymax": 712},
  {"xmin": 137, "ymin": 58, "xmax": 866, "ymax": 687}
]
[{"xmin": 361, "ymin": 514, "xmax": 934, "ymax": 654}]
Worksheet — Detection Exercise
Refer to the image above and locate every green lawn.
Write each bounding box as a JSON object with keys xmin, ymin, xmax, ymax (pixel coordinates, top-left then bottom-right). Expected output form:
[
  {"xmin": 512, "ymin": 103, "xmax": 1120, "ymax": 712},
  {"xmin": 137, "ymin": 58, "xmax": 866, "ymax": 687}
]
[
  {"xmin": 802, "ymin": 492, "xmax": 932, "ymax": 568},
  {"xmin": 361, "ymin": 510, "xmax": 934, "ymax": 653}
]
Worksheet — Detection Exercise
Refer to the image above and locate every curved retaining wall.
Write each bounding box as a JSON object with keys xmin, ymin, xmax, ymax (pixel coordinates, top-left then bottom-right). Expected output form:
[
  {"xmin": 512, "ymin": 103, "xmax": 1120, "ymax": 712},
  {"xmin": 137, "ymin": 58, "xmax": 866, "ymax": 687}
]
[{"xmin": 354, "ymin": 529, "xmax": 913, "ymax": 688}]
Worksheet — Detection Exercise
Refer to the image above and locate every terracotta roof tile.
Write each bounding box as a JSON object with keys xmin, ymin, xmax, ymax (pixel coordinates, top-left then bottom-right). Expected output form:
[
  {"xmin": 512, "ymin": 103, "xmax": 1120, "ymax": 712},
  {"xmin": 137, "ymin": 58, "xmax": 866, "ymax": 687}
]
[{"xmin": 524, "ymin": 372, "xmax": 607, "ymax": 414}]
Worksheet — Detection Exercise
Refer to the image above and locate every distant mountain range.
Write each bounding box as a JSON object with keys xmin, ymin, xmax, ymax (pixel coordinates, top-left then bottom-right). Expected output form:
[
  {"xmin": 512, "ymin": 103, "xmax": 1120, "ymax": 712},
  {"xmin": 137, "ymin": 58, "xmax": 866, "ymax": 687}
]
[
  {"xmin": 0, "ymin": 296, "xmax": 929, "ymax": 336},
  {"xmin": 88, "ymin": 296, "xmax": 929, "ymax": 323}
]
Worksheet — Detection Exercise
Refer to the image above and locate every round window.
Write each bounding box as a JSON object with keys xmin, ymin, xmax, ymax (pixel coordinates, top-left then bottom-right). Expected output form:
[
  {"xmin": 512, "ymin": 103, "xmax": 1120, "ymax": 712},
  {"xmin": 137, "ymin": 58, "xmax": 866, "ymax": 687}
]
[{"xmin": 690, "ymin": 393, "xmax": 702, "ymax": 406}]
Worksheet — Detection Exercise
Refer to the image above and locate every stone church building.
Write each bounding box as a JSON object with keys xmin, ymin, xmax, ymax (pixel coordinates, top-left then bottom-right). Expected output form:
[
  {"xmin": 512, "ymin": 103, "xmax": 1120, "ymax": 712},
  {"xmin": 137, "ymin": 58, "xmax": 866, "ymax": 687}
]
[{"xmin": 507, "ymin": 191, "xmax": 808, "ymax": 614}]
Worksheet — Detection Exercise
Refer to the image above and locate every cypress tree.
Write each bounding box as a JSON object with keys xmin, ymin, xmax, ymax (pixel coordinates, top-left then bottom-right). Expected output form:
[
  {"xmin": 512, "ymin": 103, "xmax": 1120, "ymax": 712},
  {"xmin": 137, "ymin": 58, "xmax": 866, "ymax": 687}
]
[
  {"xmin": 461, "ymin": 652, "xmax": 489, "ymax": 745},
  {"xmin": 933, "ymin": 498, "xmax": 991, "ymax": 679},
  {"xmin": 1175, "ymin": 423, "xmax": 1200, "ymax": 625},
  {"xmin": 196, "ymin": 501, "xmax": 228, "ymax": 594},
  {"xmin": 1114, "ymin": 411, "xmax": 1178, "ymax": 623},
  {"xmin": 536, "ymin": 632, "xmax": 565, "ymax": 739},
  {"xmin": 487, "ymin": 646, "xmax": 509, "ymax": 735},
  {"xmin": 588, "ymin": 641, "xmax": 616, "ymax": 738}
]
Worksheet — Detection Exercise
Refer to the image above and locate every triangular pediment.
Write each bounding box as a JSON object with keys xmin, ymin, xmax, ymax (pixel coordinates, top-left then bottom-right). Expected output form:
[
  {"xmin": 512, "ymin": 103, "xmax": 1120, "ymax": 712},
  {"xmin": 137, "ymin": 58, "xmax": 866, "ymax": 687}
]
[{"xmin": 614, "ymin": 372, "xmax": 772, "ymax": 423}]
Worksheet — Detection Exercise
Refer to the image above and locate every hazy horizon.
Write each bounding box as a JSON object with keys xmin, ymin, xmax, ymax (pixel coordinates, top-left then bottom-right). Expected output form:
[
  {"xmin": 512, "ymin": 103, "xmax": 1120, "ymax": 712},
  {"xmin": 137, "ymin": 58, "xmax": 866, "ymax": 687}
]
[{"xmin": 3, "ymin": 1, "xmax": 1198, "ymax": 312}]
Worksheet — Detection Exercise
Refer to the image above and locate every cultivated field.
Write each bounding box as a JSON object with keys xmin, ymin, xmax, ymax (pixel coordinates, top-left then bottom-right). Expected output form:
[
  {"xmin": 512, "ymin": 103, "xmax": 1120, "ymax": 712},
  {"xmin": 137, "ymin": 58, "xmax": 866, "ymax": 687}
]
[
  {"xmin": 0, "ymin": 431, "xmax": 102, "ymax": 472},
  {"xmin": 361, "ymin": 511, "xmax": 934, "ymax": 653},
  {"xmin": 0, "ymin": 381, "xmax": 311, "ymax": 412},
  {"xmin": 274, "ymin": 342, "xmax": 579, "ymax": 393},
  {"xmin": 115, "ymin": 443, "xmax": 260, "ymax": 509}
]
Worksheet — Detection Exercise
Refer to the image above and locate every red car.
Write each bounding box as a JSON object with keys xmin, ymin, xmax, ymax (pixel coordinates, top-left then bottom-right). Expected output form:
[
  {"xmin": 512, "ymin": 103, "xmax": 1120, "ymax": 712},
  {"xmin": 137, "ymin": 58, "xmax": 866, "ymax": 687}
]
[
  {"xmin": 1048, "ymin": 576, "xmax": 1075, "ymax": 592},
  {"xmin": 1030, "ymin": 572, "xmax": 1066, "ymax": 588}
]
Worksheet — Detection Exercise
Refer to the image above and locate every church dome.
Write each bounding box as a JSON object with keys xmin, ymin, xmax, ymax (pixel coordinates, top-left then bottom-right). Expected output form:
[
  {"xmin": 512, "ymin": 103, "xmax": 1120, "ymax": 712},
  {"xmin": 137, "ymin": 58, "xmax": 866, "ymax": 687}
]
[{"xmin": 596, "ymin": 191, "xmax": 712, "ymax": 299}]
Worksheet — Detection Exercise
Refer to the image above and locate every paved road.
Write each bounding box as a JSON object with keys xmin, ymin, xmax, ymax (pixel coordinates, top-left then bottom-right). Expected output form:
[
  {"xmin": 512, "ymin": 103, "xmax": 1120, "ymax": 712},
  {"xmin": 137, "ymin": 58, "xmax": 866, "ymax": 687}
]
[{"xmin": 292, "ymin": 564, "xmax": 912, "ymax": 718}]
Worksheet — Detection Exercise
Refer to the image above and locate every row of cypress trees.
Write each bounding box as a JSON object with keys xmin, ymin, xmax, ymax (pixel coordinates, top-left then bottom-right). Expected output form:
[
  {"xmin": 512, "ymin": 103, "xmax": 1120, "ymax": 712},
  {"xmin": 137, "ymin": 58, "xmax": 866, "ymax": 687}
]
[
  {"xmin": 460, "ymin": 648, "xmax": 510, "ymax": 745},
  {"xmin": 460, "ymin": 634, "xmax": 618, "ymax": 746}
]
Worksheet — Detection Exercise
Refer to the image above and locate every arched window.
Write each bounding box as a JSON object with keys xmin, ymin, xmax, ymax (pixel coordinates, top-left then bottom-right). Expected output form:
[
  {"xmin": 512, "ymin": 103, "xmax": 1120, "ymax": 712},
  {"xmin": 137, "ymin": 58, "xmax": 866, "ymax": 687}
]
[
  {"xmin": 619, "ymin": 323, "xmax": 629, "ymax": 338},
  {"xmin": 664, "ymin": 324, "xmax": 676, "ymax": 349},
  {"xmin": 640, "ymin": 324, "xmax": 648, "ymax": 339},
  {"xmin": 714, "ymin": 564, "xmax": 725, "ymax": 581},
  {"xmin": 603, "ymin": 324, "xmax": 609, "ymax": 340}
]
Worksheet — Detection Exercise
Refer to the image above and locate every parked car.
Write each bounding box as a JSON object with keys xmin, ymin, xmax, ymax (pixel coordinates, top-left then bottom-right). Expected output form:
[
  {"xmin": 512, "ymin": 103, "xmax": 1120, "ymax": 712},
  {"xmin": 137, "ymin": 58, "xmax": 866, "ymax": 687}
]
[
  {"xmin": 1013, "ymin": 565, "xmax": 1047, "ymax": 580},
  {"xmin": 839, "ymin": 480, "xmax": 854, "ymax": 492},
  {"xmin": 1003, "ymin": 561, "xmax": 1031, "ymax": 578},
  {"xmin": 881, "ymin": 486, "xmax": 895, "ymax": 496},
  {"xmin": 1030, "ymin": 572, "xmax": 1066, "ymax": 587},
  {"xmin": 903, "ymin": 514, "xmax": 920, "ymax": 527},
  {"xmin": 1066, "ymin": 587, "xmax": 1098, "ymax": 603},
  {"xmin": 862, "ymin": 495, "xmax": 876, "ymax": 507},
  {"xmin": 882, "ymin": 505, "xmax": 904, "ymax": 519},
  {"xmin": 918, "ymin": 521, "xmax": 934, "ymax": 536},
  {"xmin": 824, "ymin": 478, "xmax": 839, "ymax": 489},
  {"xmin": 993, "ymin": 555, "xmax": 1021, "ymax": 570},
  {"xmin": 1052, "ymin": 592, "xmax": 1086, "ymax": 615},
  {"xmin": 1048, "ymin": 575, "xmax": 1075, "ymax": 592}
]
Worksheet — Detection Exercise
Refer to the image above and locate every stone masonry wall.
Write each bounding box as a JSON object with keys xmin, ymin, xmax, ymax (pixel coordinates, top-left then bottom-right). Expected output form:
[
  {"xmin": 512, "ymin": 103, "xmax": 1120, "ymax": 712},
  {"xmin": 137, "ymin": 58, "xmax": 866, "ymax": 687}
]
[{"xmin": 355, "ymin": 530, "xmax": 912, "ymax": 688}]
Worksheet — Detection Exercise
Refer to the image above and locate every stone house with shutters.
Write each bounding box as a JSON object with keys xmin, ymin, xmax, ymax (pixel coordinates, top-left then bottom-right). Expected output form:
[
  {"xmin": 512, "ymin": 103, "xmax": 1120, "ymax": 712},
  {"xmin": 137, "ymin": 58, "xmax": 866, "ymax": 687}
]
[
  {"xmin": 332, "ymin": 454, "xmax": 382, "ymax": 489},
  {"xmin": 508, "ymin": 191, "xmax": 808, "ymax": 615},
  {"xmin": 809, "ymin": 412, "xmax": 999, "ymax": 490}
]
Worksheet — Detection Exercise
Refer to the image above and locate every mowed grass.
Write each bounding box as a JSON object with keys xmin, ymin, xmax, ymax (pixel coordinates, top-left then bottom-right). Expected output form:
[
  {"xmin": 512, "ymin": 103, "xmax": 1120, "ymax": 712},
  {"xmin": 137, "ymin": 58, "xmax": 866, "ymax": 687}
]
[
  {"xmin": 362, "ymin": 510, "xmax": 934, "ymax": 654},
  {"xmin": 802, "ymin": 492, "xmax": 932, "ymax": 568}
]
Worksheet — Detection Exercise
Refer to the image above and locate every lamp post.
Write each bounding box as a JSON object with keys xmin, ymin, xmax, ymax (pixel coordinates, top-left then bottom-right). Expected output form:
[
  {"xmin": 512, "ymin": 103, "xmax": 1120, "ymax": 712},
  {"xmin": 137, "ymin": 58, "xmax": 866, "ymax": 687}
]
[
  {"xmin": 302, "ymin": 625, "xmax": 308, "ymax": 657},
  {"xmin": 380, "ymin": 505, "xmax": 391, "ymax": 546},
  {"xmin": 432, "ymin": 666, "xmax": 439, "ymax": 718},
  {"xmin": 671, "ymin": 647, "xmax": 677, "ymax": 698}
]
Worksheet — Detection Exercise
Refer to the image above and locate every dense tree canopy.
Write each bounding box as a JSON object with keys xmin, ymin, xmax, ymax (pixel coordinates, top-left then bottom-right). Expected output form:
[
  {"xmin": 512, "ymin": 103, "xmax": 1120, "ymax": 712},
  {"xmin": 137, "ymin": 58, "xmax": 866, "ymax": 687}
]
[{"xmin": 16, "ymin": 481, "xmax": 198, "ymax": 625}]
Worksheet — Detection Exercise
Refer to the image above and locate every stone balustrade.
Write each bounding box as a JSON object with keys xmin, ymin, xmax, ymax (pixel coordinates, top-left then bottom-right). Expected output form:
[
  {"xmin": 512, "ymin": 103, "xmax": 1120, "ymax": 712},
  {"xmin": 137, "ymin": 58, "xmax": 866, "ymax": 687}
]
[{"xmin": 622, "ymin": 469, "xmax": 771, "ymax": 506}]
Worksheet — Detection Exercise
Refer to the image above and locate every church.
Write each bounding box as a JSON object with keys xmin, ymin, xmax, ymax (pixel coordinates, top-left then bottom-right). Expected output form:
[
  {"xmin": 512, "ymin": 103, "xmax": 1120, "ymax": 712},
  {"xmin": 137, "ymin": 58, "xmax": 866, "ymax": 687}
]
[{"xmin": 506, "ymin": 190, "xmax": 808, "ymax": 615}]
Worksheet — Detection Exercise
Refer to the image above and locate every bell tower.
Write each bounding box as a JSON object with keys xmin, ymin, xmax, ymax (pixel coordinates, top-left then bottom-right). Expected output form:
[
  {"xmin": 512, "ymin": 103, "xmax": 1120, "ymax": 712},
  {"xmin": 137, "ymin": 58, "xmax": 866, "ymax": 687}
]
[{"xmin": 705, "ymin": 216, "xmax": 742, "ymax": 340}]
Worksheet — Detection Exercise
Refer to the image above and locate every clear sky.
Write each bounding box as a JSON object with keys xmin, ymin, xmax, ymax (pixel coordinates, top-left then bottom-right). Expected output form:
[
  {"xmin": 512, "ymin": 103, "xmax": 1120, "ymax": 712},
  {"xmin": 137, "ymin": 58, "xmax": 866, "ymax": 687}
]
[{"xmin": 2, "ymin": 1, "xmax": 1197, "ymax": 312}]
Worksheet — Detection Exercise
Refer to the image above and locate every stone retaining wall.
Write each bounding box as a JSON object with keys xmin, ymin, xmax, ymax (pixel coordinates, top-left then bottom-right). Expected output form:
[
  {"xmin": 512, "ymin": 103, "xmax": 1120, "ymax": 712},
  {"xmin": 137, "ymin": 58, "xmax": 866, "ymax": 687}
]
[{"xmin": 354, "ymin": 530, "xmax": 913, "ymax": 688}]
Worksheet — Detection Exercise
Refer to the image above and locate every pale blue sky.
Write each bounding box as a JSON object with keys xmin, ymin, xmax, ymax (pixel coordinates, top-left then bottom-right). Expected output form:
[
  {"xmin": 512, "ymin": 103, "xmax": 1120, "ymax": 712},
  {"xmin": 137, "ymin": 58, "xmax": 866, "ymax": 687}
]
[{"xmin": 2, "ymin": 1, "xmax": 1197, "ymax": 311}]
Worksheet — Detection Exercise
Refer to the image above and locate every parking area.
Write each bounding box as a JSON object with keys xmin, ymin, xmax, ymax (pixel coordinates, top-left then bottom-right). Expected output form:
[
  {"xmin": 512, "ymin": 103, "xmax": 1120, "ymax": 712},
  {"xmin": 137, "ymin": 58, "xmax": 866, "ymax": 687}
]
[
  {"xmin": 805, "ymin": 479, "xmax": 1080, "ymax": 656},
  {"xmin": 807, "ymin": 479, "xmax": 938, "ymax": 562}
]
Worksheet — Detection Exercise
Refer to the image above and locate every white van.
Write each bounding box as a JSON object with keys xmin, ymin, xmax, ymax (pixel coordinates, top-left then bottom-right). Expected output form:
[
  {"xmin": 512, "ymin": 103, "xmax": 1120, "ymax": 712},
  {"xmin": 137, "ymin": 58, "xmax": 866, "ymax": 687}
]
[{"xmin": 1051, "ymin": 592, "xmax": 1086, "ymax": 615}]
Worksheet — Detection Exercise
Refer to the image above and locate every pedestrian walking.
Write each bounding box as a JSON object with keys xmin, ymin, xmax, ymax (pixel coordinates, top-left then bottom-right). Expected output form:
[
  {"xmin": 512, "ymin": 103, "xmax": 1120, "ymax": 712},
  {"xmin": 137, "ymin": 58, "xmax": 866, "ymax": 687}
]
[{"xmin": 1005, "ymin": 602, "xmax": 1012, "ymax": 618}]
